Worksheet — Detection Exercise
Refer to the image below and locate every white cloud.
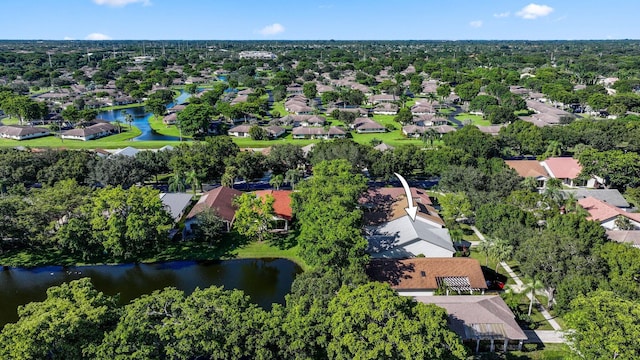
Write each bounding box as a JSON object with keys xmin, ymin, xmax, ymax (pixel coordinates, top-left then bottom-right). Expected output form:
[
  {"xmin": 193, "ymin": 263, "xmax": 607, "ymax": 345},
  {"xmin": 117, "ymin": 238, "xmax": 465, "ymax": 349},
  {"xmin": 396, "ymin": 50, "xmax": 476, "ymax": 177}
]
[
  {"xmin": 516, "ymin": 3, "xmax": 554, "ymax": 19},
  {"xmin": 494, "ymin": 11, "xmax": 510, "ymax": 18},
  {"xmin": 469, "ymin": 20, "xmax": 483, "ymax": 28},
  {"xmin": 93, "ymin": 0, "xmax": 150, "ymax": 7},
  {"xmin": 258, "ymin": 23, "xmax": 285, "ymax": 36},
  {"xmin": 63, "ymin": 36, "xmax": 75, "ymax": 40},
  {"xmin": 85, "ymin": 33, "xmax": 112, "ymax": 40}
]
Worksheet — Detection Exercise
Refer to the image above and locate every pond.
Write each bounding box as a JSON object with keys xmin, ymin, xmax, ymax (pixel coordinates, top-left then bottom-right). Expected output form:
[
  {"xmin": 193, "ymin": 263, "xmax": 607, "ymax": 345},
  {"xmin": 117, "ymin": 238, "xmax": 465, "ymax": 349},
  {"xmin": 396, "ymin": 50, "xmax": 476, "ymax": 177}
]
[
  {"xmin": 0, "ymin": 258, "xmax": 301, "ymax": 328},
  {"xmin": 96, "ymin": 90, "xmax": 193, "ymax": 141}
]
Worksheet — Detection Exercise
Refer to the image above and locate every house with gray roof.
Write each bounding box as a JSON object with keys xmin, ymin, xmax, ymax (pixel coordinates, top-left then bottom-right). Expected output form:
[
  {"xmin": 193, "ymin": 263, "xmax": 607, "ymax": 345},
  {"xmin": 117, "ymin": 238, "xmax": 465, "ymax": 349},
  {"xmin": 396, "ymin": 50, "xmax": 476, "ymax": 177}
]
[
  {"xmin": 365, "ymin": 195, "xmax": 455, "ymax": 258},
  {"xmin": 60, "ymin": 122, "xmax": 116, "ymax": 141},
  {"xmin": 0, "ymin": 125, "xmax": 51, "ymax": 140},
  {"xmin": 561, "ymin": 189, "xmax": 631, "ymax": 210},
  {"xmin": 159, "ymin": 193, "xmax": 193, "ymax": 222},
  {"xmin": 415, "ymin": 296, "xmax": 528, "ymax": 352}
]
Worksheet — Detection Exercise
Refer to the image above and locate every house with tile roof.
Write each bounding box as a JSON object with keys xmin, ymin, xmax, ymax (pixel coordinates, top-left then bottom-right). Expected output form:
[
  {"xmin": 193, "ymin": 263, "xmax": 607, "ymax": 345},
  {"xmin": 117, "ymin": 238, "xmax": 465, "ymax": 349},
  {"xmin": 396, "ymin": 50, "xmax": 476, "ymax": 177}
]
[
  {"xmin": 367, "ymin": 258, "xmax": 487, "ymax": 296},
  {"xmin": 159, "ymin": 192, "xmax": 193, "ymax": 223},
  {"xmin": 505, "ymin": 160, "xmax": 550, "ymax": 188},
  {"xmin": 255, "ymin": 190, "xmax": 293, "ymax": 231},
  {"xmin": 184, "ymin": 186, "xmax": 242, "ymax": 234},
  {"xmin": 541, "ymin": 157, "xmax": 585, "ymax": 187},
  {"xmin": 578, "ymin": 196, "xmax": 640, "ymax": 230},
  {"xmin": 415, "ymin": 295, "xmax": 527, "ymax": 352}
]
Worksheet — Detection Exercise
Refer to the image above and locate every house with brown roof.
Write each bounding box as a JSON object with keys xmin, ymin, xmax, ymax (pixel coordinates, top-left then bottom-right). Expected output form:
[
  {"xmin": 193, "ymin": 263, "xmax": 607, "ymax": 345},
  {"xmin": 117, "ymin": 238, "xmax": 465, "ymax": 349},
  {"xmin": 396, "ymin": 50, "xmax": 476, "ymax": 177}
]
[
  {"xmin": 184, "ymin": 186, "xmax": 242, "ymax": 234},
  {"xmin": 368, "ymin": 94, "xmax": 397, "ymax": 105},
  {"xmin": 60, "ymin": 122, "xmax": 116, "ymax": 141},
  {"xmin": 0, "ymin": 125, "xmax": 51, "ymax": 140},
  {"xmin": 415, "ymin": 295, "xmax": 527, "ymax": 352},
  {"xmin": 352, "ymin": 118, "xmax": 386, "ymax": 133},
  {"xmin": 367, "ymin": 257, "xmax": 487, "ymax": 296},
  {"xmin": 373, "ymin": 103, "xmax": 398, "ymax": 115},
  {"xmin": 410, "ymin": 103, "xmax": 436, "ymax": 116},
  {"xmin": 264, "ymin": 125, "xmax": 286, "ymax": 139},
  {"xmin": 504, "ymin": 160, "xmax": 550, "ymax": 189},
  {"xmin": 255, "ymin": 190, "xmax": 293, "ymax": 231},
  {"xmin": 413, "ymin": 114, "xmax": 448, "ymax": 127},
  {"xmin": 228, "ymin": 124, "xmax": 252, "ymax": 138},
  {"xmin": 578, "ymin": 196, "xmax": 640, "ymax": 230},
  {"xmin": 291, "ymin": 126, "xmax": 346, "ymax": 140}
]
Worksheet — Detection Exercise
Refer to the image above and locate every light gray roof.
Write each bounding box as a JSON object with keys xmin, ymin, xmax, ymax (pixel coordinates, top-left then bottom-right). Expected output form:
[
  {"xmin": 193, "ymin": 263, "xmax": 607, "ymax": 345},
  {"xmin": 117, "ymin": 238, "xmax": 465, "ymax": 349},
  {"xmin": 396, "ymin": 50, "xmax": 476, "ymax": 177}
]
[
  {"xmin": 160, "ymin": 193, "xmax": 193, "ymax": 222},
  {"xmin": 367, "ymin": 216, "xmax": 454, "ymax": 256},
  {"xmin": 561, "ymin": 189, "xmax": 630, "ymax": 208},
  {"xmin": 113, "ymin": 146, "xmax": 140, "ymax": 157},
  {"xmin": 414, "ymin": 295, "xmax": 528, "ymax": 341}
]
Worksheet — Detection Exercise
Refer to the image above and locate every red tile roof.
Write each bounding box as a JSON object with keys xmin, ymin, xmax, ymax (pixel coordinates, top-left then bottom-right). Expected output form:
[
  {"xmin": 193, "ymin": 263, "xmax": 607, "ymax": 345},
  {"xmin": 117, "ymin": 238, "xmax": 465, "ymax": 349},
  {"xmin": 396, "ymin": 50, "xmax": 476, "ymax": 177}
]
[
  {"xmin": 186, "ymin": 186, "xmax": 242, "ymax": 222},
  {"xmin": 578, "ymin": 196, "xmax": 640, "ymax": 223},
  {"xmin": 543, "ymin": 157, "xmax": 582, "ymax": 179},
  {"xmin": 255, "ymin": 190, "xmax": 293, "ymax": 220}
]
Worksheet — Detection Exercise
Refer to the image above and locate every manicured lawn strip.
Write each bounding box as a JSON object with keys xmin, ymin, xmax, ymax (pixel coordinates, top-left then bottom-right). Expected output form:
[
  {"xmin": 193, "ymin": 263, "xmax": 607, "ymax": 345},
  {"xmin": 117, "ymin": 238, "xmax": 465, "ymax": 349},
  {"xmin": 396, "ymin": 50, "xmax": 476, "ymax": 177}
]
[
  {"xmin": 272, "ymin": 101, "xmax": 286, "ymax": 117},
  {"xmin": 232, "ymin": 241, "xmax": 309, "ymax": 271},
  {"xmin": 455, "ymin": 113, "xmax": 491, "ymax": 126},
  {"xmin": 0, "ymin": 126, "xmax": 190, "ymax": 149},
  {"xmin": 96, "ymin": 102, "xmax": 145, "ymax": 112},
  {"xmin": 505, "ymin": 343, "xmax": 572, "ymax": 360},
  {"xmin": 1, "ymin": 117, "xmax": 21, "ymax": 125},
  {"xmin": 148, "ymin": 115, "xmax": 190, "ymax": 138}
]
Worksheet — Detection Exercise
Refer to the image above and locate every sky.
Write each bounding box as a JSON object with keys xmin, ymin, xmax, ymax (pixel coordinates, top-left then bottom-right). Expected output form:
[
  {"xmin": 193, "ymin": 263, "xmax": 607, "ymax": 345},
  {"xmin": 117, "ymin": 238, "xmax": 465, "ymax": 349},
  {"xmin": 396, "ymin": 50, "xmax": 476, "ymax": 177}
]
[{"xmin": 1, "ymin": 0, "xmax": 638, "ymax": 41}]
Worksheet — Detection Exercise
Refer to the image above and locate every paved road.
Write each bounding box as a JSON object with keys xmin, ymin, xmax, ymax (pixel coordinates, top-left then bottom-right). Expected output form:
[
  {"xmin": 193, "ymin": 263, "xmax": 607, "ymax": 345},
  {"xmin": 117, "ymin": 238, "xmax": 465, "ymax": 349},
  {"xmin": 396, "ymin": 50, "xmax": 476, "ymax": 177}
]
[{"xmin": 445, "ymin": 105, "xmax": 464, "ymax": 129}]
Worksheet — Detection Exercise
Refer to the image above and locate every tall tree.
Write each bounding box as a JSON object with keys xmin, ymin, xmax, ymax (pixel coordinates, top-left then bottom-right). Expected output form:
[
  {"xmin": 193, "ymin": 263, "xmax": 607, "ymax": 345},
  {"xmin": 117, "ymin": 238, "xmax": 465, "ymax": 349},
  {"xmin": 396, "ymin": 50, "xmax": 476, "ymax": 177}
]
[
  {"xmin": 177, "ymin": 103, "xmax": 214, "ymax": 136},
  {"xmin": 0, "ymin": 278, "xmax": 120, "ymax": 360},
  {"xmin": 327, "ymin": 282, "xmax": 467, "ymax": 360},
  {"xmin": 233, "ymin": 193, "xmax": 275, "ymax": 242}
]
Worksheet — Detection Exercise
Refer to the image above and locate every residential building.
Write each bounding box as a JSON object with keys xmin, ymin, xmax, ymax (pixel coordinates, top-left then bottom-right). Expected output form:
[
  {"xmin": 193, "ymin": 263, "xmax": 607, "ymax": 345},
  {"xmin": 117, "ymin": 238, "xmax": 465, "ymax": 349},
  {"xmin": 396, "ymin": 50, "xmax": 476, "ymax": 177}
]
[
  {"xmin": 184, "ymin": 186, "xmax": 242, "ymax": 233},
  {"xmin": 578, "ymin": 196, "xmax": 640, "ymax": 230},
  {"xmin": 60, "ymin": 122, "xmax": 116, "ymax": 141},
  {"xmin": 367, "ymin": 258, "xmax": 488, "ymax": 296},
  {"xmin": 415, "ymin": 296, "xmax": 527, "ymax": 352},
  {"xmin": 504, "ymin": 160, "xmax": 550, "ymax": 188},
  {"xmin": 159, "ymin": 193, "xmax": 193, "ymax": 222},
  {"xmin": 228, "ymin": 125, "xmax": 252, "ymax": 138},
  {"xmin": 255, "ymin": 190, "xmax": 293, "ymax": 231},
  {"xmin": 0, "ymin": 125, "xmax": 51, "ymax": 140}
]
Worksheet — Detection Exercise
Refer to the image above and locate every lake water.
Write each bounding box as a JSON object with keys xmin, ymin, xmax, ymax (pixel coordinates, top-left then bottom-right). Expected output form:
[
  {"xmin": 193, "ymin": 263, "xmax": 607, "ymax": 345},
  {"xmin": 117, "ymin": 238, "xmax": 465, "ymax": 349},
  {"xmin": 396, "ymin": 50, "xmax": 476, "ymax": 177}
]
[
  {"xmin": 96, "ymin": 90, "xmax": 192, "ymax": 141},
  {"xmin": 0, "ymin": 258, "xmax": 301, "ymax": 328}
]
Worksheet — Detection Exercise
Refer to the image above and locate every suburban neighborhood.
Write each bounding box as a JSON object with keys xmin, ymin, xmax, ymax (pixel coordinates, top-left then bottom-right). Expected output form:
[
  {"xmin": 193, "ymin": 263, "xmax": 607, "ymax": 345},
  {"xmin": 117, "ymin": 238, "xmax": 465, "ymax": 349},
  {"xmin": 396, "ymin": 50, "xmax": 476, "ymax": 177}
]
[{"xmin": 2, "ymin": 1, "xmax": 640, "ymax": 357}]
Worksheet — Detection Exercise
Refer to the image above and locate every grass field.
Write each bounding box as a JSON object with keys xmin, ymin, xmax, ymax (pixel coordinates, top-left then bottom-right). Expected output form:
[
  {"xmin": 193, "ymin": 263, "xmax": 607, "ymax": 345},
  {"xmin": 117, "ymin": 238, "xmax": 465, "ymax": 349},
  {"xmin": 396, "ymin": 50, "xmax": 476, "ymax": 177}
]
[
  {"xmin": 455, "ymin": 113, "xmax": 491, "ymax": 126},
  {"xmin": 148, "ymin": 115, "xmax": 190, "ymax": 138}
]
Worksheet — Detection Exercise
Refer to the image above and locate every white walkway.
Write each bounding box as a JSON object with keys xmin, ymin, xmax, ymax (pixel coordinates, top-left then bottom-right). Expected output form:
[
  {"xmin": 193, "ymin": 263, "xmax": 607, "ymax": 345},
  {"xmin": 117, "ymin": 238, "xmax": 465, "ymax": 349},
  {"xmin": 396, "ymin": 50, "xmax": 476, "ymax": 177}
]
[{"xmin": 470, "ymin": 226, "xmax": 564, "ymax": 333}]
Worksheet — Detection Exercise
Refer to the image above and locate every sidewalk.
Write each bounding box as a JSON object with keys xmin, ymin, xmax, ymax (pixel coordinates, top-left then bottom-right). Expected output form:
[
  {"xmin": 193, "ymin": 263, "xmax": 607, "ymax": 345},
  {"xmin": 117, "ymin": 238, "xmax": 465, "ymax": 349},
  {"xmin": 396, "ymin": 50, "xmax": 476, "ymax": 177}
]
[{"xmin": 470, "ymin": 226, "xmax": 564, "ymax": 333}]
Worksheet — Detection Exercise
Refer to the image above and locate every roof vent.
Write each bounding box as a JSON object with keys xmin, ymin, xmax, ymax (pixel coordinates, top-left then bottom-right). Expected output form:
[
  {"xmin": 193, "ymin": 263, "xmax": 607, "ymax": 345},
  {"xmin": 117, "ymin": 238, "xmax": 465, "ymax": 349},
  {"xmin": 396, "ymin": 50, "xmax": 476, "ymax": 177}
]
[{"xmin": 420, "ymin": 271, "xmax": 426, "ymax": 277}]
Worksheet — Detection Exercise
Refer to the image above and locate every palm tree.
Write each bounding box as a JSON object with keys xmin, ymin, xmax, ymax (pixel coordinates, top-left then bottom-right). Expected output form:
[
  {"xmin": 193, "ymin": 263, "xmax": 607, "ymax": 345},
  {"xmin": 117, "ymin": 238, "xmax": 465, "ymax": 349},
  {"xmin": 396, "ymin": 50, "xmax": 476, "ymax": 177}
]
[
  {"xmin": 168, "ymin": 172, "xmax": 186, "ymax": 193},
  {"xmin": 477, "ymin": 238, "xmax": 492, "ymax": 267},
  {"xmin": 185, "ymin": 169, "xmax": 200, "ymax": 194},
  {"xmin": 221, "ymin": 166, "xmax": 237, "ymax": 188},
  {"xmin": 521, "ymin": 277, "xmax": 545, "ymax": 316},
  {"xmin": 113, "ymin": 119, "xmax": 123, "ymax": 134},
  {"xmin": 123, "ymin": 112, "xmax": 134, "ymax": 130},
  {"xmin": 420, "ymin": 127, "xmax": 438, "ymax": 146},
  {"xmin": 490, "ymin": 238, "xmax": 514, "ymax": 274},
  {"xmin": 269, "ymin": 174, "xmax": 284, "ymax": 190},
  {"xmin": 285, "ymin": 169, "xmax": 302, "ymax": 190}
]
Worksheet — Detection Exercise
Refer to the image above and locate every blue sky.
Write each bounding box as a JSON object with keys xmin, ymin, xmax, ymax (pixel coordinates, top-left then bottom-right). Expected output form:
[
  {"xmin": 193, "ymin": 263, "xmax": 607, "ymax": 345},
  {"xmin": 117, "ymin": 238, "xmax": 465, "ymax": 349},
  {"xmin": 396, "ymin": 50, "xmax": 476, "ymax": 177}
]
[{"xmin": 1, "ymin": 0, "xmax": 637, "ymax": 40}]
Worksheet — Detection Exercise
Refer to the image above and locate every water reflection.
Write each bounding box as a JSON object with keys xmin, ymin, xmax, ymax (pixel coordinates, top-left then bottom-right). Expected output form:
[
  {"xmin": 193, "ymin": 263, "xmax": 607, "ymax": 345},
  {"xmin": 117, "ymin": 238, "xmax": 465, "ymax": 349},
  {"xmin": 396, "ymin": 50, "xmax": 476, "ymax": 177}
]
[{"xmin": 0, "ymin": 258, "xmax": 301, "ymax": 328}]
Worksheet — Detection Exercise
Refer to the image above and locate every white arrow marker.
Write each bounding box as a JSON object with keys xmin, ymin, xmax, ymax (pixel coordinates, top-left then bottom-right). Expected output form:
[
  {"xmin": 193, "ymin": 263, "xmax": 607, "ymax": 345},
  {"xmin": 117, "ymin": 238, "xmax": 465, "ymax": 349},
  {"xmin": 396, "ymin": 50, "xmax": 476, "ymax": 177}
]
[{"xmin": 394, "ymin": 172, "xmax": 417, "ymax": 221}]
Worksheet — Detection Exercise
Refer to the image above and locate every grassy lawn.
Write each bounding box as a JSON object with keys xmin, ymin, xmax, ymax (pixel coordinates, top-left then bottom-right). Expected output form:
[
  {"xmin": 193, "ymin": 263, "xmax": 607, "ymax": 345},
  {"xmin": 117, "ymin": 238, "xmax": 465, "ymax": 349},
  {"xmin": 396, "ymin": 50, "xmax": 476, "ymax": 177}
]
[
  {"xmin": 1, "ymin": 231, "xmax": 309, "ymax": 271},
  {"xmin": 96, "ymin": 102, "xmax": 145, "ymax": 112},
  {"xmin": 456, "ymin": 113, "xmax": 491, "ymax": 126},
  {"xmin": 0, "ymin": 126, "xmax": 180, "ymax": 149},
  {"xmin": 148, "ymin": 115, "xmax": 191, "ymax": 138},
  {"xmin": 474, "ymin": 343, "xmax": 571, "ymax": 360}
]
